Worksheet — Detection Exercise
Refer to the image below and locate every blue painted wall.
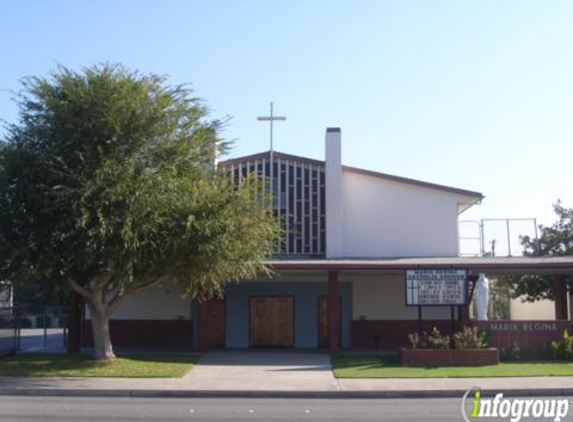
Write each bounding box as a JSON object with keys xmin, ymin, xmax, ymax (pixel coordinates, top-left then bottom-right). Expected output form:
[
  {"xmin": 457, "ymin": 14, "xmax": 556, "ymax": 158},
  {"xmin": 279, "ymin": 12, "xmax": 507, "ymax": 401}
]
[{"xmin": 223, "ymin": 281, "xmax": 352, "ymax": 349}]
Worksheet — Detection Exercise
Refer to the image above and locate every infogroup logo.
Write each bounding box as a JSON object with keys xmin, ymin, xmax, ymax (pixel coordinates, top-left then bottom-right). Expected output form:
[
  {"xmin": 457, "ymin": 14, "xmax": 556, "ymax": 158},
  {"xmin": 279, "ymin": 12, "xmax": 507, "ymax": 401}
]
[{"xmin": 461, "ymin": 388, "xmax": 570, "ymax": 422}]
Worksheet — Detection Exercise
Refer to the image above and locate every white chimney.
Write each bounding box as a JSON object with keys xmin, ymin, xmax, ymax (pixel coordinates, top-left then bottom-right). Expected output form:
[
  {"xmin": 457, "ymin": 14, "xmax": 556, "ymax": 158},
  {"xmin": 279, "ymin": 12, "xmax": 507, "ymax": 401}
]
[{"xmin": 325, "ymin": 127, "xmax": 343, "ymax": 258}]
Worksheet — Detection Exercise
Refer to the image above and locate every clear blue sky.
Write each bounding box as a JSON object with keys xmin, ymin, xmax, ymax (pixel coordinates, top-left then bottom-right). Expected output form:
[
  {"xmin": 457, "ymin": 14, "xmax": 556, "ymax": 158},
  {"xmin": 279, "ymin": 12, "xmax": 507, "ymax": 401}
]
[{"xmin": 1, "ymin": 0, "xmax": 572, "ymax": 253}]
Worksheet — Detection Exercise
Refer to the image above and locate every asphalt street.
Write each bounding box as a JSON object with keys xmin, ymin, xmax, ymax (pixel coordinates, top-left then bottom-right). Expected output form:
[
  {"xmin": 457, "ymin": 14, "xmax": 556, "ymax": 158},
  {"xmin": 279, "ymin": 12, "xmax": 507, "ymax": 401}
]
[
  {"xmin": 0, "ymin": 396, "xmax": 516, "ymax": 422},
  {"xmin": 0, "ymin": 396, "xmax": 462, "ymax": 421}
]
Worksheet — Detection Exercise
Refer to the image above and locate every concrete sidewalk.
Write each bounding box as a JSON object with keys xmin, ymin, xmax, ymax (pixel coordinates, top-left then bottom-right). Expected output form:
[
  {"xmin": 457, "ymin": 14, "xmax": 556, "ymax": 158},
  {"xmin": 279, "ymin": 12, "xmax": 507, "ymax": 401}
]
[
  {"xmin": 2, "ymin": 375, "xmax": 573, "ymax": 398},
  {"xmin": 1, "ymin": 350, "xmax": 573, "ymax": 398}
]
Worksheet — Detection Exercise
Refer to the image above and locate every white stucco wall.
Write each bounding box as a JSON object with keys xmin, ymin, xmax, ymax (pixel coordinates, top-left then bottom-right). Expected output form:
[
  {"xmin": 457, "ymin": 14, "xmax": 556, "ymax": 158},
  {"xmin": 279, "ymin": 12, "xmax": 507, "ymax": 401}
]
[
  {"xmin": 510, "ymin": 298, "xmax": 556, "ymax": 321},
  {"xmin": 341, "ymin": 170, "xmax": 461, "ymax": 257},
  {"xmin": 109, "ymin": 287, "xmax": 191, "ymax": 320},
  {"xmin": 350, "ymin": 273, "xmax": 452, "ymax": 320}
]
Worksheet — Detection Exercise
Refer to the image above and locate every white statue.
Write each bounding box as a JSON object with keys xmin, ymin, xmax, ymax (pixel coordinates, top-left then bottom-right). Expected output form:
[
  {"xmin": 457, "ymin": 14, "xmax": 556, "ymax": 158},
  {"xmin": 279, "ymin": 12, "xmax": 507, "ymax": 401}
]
[{"xmin": 475, "ymin": 273, "xmax": 490, "ymax": 321}]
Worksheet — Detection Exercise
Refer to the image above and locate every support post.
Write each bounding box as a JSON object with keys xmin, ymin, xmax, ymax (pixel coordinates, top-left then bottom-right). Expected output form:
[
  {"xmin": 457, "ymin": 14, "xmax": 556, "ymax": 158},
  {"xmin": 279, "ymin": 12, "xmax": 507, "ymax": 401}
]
[
  {"xmin": 457, "ymin": 305, "xmax": 470, "ymax": 330},
  {"xmin": 328, "ymin": 271, "xmax": 340, "ymax": 352},
  {"xmin": 554, "ymin": 275, "xmax": 568, "ymax": 320},
  {"xmin": 458, "ymin": 277, "xmax": 472, "ymax": 330}
]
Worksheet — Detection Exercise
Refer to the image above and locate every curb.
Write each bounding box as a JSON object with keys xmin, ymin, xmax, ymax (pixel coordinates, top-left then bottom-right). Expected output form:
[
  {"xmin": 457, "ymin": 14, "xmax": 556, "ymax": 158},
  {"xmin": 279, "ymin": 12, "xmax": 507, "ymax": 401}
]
[{"xmin": 2, "ymin": 388, "xmax": 573, "ymax": 399}]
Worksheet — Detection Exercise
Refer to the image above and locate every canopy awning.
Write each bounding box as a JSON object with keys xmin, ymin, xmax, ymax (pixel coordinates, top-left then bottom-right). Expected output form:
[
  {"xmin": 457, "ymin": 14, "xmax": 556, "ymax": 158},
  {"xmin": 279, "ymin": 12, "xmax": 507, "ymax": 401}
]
[{"xmin": 267, "ymin": 256, "xmax": 573, "ymax": 275}]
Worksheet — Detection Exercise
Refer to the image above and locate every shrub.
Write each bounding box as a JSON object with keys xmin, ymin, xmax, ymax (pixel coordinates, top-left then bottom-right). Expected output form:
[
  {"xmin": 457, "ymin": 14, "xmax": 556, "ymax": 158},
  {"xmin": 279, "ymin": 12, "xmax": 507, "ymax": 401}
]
[
  {"xmin": 549, "ymin": 330, "xmax": 573, "ymax": 360},
  {"xmin": 500, "ymin": 342, "xmax": 522, "ymax": 361},
  {"xmin": 453, "ymin": 326, "xmax": 488, "ymax": 350},
  {"xmin": 407, "ymin": 327, "xmax": 450, "ymax": 350},
  {"xmin": 425, "ymin": 327, "xmax": 451, "ymax": 349},
  {"xmin": 408, "ymin": 326, "xmax": 492, "ymax": 350},
  {"xmin": 407, "ymin": 332, "xmax": 421, "ymax": 349}
]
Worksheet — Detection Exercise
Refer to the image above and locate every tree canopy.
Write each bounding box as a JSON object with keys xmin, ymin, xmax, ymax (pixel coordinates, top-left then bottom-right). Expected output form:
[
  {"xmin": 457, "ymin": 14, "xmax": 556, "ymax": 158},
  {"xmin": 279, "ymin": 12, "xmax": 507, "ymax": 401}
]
[
  {"xmin": 508, "ymin": 202, "xmax": 573, "ymax": 302},
  {"xmin": 0, "ymin": 64, "xmax": 279, "ymax": 358}
]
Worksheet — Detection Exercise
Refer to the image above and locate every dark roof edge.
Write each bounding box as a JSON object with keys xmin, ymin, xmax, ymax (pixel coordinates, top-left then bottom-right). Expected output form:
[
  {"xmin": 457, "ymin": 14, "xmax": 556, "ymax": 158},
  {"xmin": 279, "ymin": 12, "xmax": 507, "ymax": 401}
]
[
  {"xmin": 266, "ymin": 258, "xmax": 573, "ymax": 274},
  {"xmin": 219, "ymin": 151, "xmax": 484, "ymax": 199},
  {"xmin": 343, "ymin": 166, "xmax": 484, "ymax": 199},
  {"xmin": 218, "ymin": 151, "xmax": 325, "ymax": 168}
]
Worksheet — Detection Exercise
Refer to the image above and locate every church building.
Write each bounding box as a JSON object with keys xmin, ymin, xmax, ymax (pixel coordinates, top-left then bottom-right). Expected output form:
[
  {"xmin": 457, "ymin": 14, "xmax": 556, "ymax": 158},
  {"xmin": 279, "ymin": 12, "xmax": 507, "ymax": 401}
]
[{"xmin": 84, "ymin": 128, "xmax": 573, "ymax": 355}]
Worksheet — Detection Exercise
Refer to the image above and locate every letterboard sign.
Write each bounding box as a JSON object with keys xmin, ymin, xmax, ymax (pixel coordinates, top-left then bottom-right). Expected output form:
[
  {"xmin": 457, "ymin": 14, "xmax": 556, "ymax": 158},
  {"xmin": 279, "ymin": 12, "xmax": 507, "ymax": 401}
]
[{"xmin": 406, "ymin": 269, "xmax": 468, "ymax": 306}]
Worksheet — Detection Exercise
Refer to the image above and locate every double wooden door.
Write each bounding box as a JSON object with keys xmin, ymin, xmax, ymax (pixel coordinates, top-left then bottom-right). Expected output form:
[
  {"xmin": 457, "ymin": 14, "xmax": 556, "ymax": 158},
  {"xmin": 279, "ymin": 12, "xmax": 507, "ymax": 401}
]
[{"xmin": 249, "ymin": 297, "xmax": 294, "ymax": 347}]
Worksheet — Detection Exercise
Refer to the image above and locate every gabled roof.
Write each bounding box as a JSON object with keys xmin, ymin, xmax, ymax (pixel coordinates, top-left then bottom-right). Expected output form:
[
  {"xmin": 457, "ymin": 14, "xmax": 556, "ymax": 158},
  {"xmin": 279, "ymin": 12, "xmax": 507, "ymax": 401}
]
[
  {"xmin": 219, "ymin": 150, "xmax": 484, "ymax": 200},
  {"xmin": 218, "ymin": 151, "xmax": 325, "ymax": 168}
]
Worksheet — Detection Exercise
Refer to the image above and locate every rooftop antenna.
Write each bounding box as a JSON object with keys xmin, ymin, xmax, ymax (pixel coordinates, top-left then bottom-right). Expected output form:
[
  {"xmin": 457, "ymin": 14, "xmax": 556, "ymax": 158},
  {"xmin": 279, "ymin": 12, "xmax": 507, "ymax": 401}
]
[{"xmin": 257, "ymin": 102, "xmax": 286, "ymax": 197}]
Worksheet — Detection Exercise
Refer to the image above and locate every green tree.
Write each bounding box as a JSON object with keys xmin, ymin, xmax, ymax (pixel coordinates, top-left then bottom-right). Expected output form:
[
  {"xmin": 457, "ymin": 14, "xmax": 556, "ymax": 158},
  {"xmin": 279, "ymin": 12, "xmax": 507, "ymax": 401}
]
[
  {"xmin": 0, "ymin": 64, "xmax": 278, "ymax": 359},
  {"xmin": 507, "ymin": 202, "xmax": 573, "ymax": 302}
]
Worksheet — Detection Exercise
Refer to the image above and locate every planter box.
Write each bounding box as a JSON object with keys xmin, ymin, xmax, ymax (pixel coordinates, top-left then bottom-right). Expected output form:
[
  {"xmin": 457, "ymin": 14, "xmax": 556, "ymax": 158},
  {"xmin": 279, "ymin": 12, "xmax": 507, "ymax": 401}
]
[{"xmin": 399, "ymin": 348, "xmax": 499, "ymax": 367}]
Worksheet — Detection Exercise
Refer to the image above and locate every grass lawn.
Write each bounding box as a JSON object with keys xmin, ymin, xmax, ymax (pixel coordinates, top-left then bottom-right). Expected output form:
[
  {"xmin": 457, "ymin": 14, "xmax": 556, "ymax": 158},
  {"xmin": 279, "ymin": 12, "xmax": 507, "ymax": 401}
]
[
  {"xmin": 331, "ymin": 354, "xmax": 573, "ymax": 378},
  {"xmin": 0, "ymin": 353, "xmax": 201, "ymax": 378}
]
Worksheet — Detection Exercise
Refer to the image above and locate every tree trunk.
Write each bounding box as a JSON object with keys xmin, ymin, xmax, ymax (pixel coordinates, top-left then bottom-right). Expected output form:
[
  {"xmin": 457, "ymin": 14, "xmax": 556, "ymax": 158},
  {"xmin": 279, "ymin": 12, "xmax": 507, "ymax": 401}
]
[
  {"xmin": 88, "ymin": 303, "xmax": 115, "ymax": 360},
  {"xmin": 68, "ymin": 274, "xmax": 161, "ymax": 360}
]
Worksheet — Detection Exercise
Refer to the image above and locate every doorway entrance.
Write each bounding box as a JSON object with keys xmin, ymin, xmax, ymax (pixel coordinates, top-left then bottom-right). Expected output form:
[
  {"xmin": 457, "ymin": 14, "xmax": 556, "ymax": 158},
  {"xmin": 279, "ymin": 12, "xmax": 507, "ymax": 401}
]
[
  {"xmin": 249, "ymin": 296, "xmax": 294, "ymax": 347},
  {"xmin": 207, "ymin": 299, "xmax": 225, "ymax": 348}
]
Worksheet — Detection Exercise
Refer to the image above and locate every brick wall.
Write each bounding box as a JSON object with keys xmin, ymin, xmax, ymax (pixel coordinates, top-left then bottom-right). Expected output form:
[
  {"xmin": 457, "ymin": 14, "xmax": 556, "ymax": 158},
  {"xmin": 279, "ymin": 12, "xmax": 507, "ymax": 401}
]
[
  {"xmin": 82, "ymin": 320, "xmax": 193, "ymax": 349},
  {"xmin": 474, "ymin": 320, "xmax": 571, "ymax": 359},
  {"xmin": 352, "ymin": 319, "xmax": 571, "ymax": 359},
  {"xmin": 352, "ymin": 320, "xmax": 455, "ymax": 350}
]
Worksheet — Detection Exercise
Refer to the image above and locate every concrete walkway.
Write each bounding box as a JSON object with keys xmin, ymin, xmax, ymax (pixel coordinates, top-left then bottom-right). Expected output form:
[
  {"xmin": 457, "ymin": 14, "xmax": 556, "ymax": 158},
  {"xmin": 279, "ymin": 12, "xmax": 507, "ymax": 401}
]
[
  {"xmin": 182, "ymin": 350, "xmax": 341, "ymax": 391},
  {"xmin": 1, "ymin": 350, "xmax": 573, "ymax": 398}
]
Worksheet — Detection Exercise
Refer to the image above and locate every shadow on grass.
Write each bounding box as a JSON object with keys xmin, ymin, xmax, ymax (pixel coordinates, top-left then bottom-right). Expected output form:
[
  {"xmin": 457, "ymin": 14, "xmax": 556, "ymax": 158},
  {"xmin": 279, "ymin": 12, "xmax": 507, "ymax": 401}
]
[
  {"xmin": 331, "ymin": 353, "xmax": 401, "ymax": 370},
  {"xmin": 0, "ymin": 352, "xmax": 201, "ymax": 377}
]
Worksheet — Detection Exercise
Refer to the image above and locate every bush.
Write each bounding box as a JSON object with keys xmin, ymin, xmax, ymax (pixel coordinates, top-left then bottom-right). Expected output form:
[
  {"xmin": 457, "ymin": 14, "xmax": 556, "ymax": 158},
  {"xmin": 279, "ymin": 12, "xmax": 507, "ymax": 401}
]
[
  {"xmin": 549, "ymin": 330, "xmax": 573, "ymax": 360},
  {"xmin": 453, "ymin": 326, "xmax": 488, "ymax": 350},
  {"xmin": 425, "ymin": 327, "xmax": 451, "ymax": 349},
  {"xmin": 407, "ymin": 327, "xmax": 450, "ymax": 350},
  {"xmin": 407, "ymin": 332, "xmax": 421, "ymax": 349},
  {"xmin": 500, "ymin": 342, "xmax": 522, "ymax": 361},
  {"xmin": 408, "ymin": 326, "xmax": 490, "ymax": 350}
]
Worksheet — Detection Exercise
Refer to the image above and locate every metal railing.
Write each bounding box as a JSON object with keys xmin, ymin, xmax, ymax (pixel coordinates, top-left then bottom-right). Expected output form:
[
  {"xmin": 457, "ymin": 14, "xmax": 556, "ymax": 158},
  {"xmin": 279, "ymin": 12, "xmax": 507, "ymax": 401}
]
[{"xmin": 459, "ymin": 218, "xmax": 539, "ymax": 257}]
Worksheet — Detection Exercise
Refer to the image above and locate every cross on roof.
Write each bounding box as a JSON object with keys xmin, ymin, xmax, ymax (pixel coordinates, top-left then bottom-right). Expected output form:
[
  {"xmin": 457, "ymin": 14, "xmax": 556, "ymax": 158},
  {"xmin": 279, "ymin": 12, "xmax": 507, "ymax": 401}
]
[
  {"xmin": 257, "ymin": 102, "xmax": 286, "ymax": 195},
  {"xmin": 257, "ymin": 102, "xmax": 286, "ymax": 154}
]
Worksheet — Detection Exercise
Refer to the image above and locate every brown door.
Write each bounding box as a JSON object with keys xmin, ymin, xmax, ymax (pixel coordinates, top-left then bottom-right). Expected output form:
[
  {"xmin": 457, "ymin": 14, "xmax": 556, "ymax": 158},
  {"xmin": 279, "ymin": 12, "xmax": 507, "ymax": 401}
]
[
  {"xmin": 208, "ymin": 299, "xmax": 225, "ymax": 348},
  {"xmin": 250, "ymin": 297, "xmax": 294, "ymax": 347},
  {"xmin": 317, "ymin": 296, "xmax": 342, "ymax": 349}
]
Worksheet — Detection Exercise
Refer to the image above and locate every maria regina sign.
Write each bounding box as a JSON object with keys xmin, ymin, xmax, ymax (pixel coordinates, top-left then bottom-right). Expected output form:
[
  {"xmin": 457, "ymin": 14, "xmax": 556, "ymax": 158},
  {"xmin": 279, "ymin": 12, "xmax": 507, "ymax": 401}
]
[{"xmin": 406, "ymin": 269, "xmax": 468, "ymax": 306}]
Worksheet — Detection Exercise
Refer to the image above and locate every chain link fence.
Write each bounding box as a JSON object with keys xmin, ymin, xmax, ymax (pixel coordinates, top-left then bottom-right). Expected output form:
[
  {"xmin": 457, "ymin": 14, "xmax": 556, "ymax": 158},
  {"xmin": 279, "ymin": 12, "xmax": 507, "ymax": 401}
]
[
  {"xmin": 15, "ymin": 306, "xmax": 68, "ymax": 352},
  {"xmin": 0, "ymin": 307, "xmax": 17, "ymax": 356},
  {"xmin": 0, "ymin": 306, "xmax": 69, "ymax": 356}
]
